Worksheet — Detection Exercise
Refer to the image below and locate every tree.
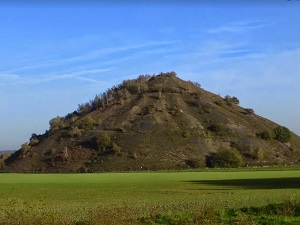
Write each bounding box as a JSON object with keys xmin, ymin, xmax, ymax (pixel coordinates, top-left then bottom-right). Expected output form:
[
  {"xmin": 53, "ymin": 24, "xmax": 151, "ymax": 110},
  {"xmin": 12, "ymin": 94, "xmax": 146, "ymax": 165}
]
[
  {"xmin": 29, "ymin": 133, "xmax": 40, "ymax": 145},
  {"xmin": 273, "ymin": 126, "xmax": 292, "ymax": 143},
  {"xmin": 49, "ymin": 116, "xmax": 67, "ymax": 131},
  {"xmin": 77, "ymin": 102, "xmax": 91, "ymax": 115},
  {"xmin": 208, "ymin": 148, "xmax": 243, "ymax": 168},
  {"xmin": 91, "ymin": 95, "xmax": 102, "ymax": 110},
  {"xmin": 91, "ymin": 132, "xmax": 111, "ymax": 153},
  {"xmin": 20, "ymin": 142, "xmax": 31, "ymax": 158},
  {"xmin": 231, "ymin": 96, "xmax": 240, "ymax": 105},
  {"xmin": 224, "ymin": 95, "xmax": 240, "ymax": 106},
  {"xmin": 258, "ymin": 130, "xmax": 273, "ymax": 140},
  {"xmin": 193, "ymin": 82, "xmax": 201, "ymax": 88}
]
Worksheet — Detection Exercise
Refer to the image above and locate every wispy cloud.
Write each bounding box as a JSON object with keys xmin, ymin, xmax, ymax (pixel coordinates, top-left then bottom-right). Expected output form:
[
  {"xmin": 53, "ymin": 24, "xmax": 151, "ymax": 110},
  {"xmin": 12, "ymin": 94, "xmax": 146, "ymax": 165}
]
[
  {"xmin": 207, "ymin": 21, "xmax": 272, "ymax": 34},
  {"xmin": 0, "ymin": 68, "xmax": 113, "ymax": 87},
  {"xmin": 2, "ymin": 40, "xmax": 179, "ymax": 75},
  {"xmin": 183, "ymin": 47, "xmax": 300, "ymax": 94}
]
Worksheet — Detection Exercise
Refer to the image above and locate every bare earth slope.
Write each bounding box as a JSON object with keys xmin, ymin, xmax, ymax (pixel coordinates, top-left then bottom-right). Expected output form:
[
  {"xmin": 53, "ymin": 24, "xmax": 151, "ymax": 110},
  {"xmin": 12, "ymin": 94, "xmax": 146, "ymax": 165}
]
[{"xmin": 3, "ymin": 73, "xmax": 300, "ymax": 172}]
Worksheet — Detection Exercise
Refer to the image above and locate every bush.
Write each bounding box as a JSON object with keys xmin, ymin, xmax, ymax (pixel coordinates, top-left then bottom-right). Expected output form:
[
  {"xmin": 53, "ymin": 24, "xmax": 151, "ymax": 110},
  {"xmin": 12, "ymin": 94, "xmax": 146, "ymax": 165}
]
[
  {"xmin": 258, "ymin": 130, "xmax": 273, "ymax": 140},
  {"xmin": 185, "ymin": 159, "xmax": 201, "ymax": 168},
  {"xmin": 112, "ymin": 142, "xmax": 121, "ymax": 153},
  {"xmin": 49, "ymin": 116, "xmax": 67, "ymax": 131},
  {"xmin": 0, "ymin": 159, "xmax": 5, "ymax": 169},
  {"xmin": 273, "ymin": 126, "xmax": 292, "ymax": 143},
  {"xmin": 208, "ymin": 124, "xmax": 224, "ymax": 133},
  {"xmin": 224, "ymin": 95, "xmax": 240, "ymax": 106},
  {"xmin": 20, "ymin": 143, "xmax": 31, "ymax": 158},
  {"xmin": 91, "ymin": 132, "xmax": 112, "ymax": 154},
  {"xmin": 68, "ymin": 126, "xmax": 83, "ymax": 137},
  {"xmin": 78, "ymin": 117, "xmax": 98, "ymax": 130},
  {"xmin": 252, "ymin": 148, "xmax": 264, "ymax": 160},
  {"xmin": 207, "ymin": 148, "xmax": 243, "ymax": 168}
]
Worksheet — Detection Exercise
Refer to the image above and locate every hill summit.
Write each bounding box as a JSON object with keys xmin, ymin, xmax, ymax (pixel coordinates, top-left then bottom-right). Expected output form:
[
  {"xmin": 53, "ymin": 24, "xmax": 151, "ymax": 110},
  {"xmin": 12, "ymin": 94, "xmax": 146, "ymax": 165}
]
[{"xmin": 2, "ymin": 72, "xmax": 300, "ymax": 172}]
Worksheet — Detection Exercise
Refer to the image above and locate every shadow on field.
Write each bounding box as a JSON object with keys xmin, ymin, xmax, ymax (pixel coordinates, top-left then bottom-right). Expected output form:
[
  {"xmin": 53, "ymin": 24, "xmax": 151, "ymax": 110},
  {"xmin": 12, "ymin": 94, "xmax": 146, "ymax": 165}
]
[{"xmin": 185, "ymin": 177, "xmax": 300, "ymax": 189}]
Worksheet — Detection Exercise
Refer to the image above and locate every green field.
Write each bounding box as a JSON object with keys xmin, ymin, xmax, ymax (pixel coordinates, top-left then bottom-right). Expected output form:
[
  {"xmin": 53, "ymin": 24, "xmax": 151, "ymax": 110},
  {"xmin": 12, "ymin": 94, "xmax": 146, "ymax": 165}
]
[{"xmin": 1, "ymin": 169, "xmax": 300, "ymax": 224}]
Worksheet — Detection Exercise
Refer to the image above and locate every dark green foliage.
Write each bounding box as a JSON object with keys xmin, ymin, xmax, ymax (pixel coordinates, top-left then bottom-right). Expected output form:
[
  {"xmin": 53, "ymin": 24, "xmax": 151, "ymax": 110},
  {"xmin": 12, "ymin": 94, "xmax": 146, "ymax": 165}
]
[
  {"xmin": 29, "ymin": 133, "xmax": 41, "ymax": 146},
  {"xmin": 224, "ymin": 95, "xmax": 240, "ymax": 106},
  {"xmin": 207, "ymin": 149, "xmax": 243, "ymax": 168},
  {"xmin": 208, "ymin": 124, "xmax": 224, "ymax": 133},
  {"xmin": 193, "ymin": 82, "xmax": 201, "ymax": 88},
  {"xmin": 273, "ymin": 126, "xmax": 292, "ymax": 143},
  {"xmin": 91, "ymin": 132, "xmax": 112, "ymax": 154},
  {"xmin": 241, "ymin": 198, "xmax": 300, "ymax": 217},
  {"xmin": 185, "ymin": 159, "xmax": 201, "ymax": 168},
  {"xmin": 258, "ymin": 130, "xmax": 273, "ymax": 140}
]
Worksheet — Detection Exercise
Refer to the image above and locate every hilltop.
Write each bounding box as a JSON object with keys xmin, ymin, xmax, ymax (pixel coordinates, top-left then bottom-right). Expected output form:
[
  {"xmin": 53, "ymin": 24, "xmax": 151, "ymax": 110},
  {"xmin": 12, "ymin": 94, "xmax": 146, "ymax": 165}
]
[{"xmin": 2, "ymin": 72, "xmax": 300, "ymax": 172}]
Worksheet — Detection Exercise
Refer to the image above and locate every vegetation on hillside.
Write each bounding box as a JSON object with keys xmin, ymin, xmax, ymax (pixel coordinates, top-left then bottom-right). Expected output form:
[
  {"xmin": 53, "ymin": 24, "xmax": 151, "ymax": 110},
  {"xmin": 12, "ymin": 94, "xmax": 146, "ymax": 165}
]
[{"xmin": 2, "ymin": 72, "xmax": 300, "ymax": 172}]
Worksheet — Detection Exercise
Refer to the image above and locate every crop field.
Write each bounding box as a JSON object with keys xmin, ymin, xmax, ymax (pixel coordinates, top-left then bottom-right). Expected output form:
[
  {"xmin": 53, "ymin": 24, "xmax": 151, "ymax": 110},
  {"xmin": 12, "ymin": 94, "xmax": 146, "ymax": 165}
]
[{"xmin": 0, "ymin": 169, "xmax": 300, "ymax": 224}]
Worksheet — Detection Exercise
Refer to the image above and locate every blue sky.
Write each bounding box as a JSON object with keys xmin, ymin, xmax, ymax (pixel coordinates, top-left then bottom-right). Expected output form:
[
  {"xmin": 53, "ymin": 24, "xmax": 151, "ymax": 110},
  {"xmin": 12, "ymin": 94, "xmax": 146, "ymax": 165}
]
[{"xmin": 1, "ymin": 1, "xmax": 300, "ymax": 150}]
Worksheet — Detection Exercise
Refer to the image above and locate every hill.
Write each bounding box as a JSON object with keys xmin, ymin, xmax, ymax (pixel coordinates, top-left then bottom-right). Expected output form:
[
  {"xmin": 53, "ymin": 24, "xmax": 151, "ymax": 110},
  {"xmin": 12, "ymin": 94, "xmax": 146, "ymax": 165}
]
[{"xmin": 3, "ymin": 72, "xmax": 300, "ymax": 172}]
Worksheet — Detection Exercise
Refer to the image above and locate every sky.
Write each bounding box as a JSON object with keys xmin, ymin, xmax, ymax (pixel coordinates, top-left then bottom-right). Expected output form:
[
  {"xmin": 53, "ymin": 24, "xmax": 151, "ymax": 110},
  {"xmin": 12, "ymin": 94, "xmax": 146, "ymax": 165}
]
[{"xmin": 1, "ymin": 0, "xmax": 300, "ymax": 150}]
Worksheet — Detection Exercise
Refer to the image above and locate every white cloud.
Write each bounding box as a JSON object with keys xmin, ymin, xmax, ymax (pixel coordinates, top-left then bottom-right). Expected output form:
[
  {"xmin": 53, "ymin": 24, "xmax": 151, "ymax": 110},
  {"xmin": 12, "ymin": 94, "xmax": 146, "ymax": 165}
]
[
  {"xmin": 2, "ymin": 40, "xmax": 179, "ymax": 75},
  {"xmin": 207, "ymin": 21, "xmax": 272, "ymax": 34},
  {"xmin": 0, "ymin": 68, "xmax": 114, "ymax": 87}
]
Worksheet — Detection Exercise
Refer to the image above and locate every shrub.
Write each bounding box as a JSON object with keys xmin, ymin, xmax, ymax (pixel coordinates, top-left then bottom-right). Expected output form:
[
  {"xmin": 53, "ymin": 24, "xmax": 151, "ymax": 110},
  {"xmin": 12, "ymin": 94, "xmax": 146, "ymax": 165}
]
[
  {"xmin": 207, "ymin": 148, "xmax": 243, "ymax": 168},
  {"xmin": 224, "ymin": 95, "xmax": 240, "ymax": 106},
  {"xmin": 112, "ymin": 142, "xmax": 121, "ymax": 153},
  {"xmin": 49, "ymin": 116, "xmax": 67, "ymax": 131},
  {"xmin": 20, "ymin": 143, "xmax": 31, "ymax": 158},
  {"xmin": 208, "ymin": 124, "xmax": 224, "ymax": 133},
  {"xmin": 78, "ymin": 117, "xmax": 98, "ymax": 130},
  {"xmin": 139, "ymin": 83, "xmax": 149, "ymax": 93},
  {"xmin": 91, "ymin": 132, "xmax": 112, "ymax": 154},
  {"xmin": 0, "ymin": 159, "xmax": 5, "ymax": 169},
  {"xmin": 193, "ymin": 82, "xmax": 201, "ymax": 88},
  {"xmin": 252, "ymin": 148, "xmax": 264, "ymax": 160},
  {"xmin": 29, "ymin": 133, "xmax": 41, "ymax": 146},
  {"xmin": 273, "ymin": 126, "xmax": 292, "ymax": 143},
  {"xmin": 77, "ymin": 102, "xmax": 91, "ymax": 115},
  {"xmin": 186, "ymin": 159, "xmax": 201, "ymax": 168},
  {"xmin": 258, "ymin": 130, "xmax": 273, "ymax": 140},
  {"xmin": 68, "ymin": 126, "xmax": 83, "ymax": 137}
]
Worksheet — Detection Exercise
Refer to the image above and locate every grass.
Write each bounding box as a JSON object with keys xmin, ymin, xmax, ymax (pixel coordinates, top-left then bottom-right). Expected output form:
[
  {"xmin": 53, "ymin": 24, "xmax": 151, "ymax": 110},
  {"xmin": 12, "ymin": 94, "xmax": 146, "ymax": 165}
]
[{"xmin": 0, "ymin": 169, "xmax": 300, "ymax": 224}]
